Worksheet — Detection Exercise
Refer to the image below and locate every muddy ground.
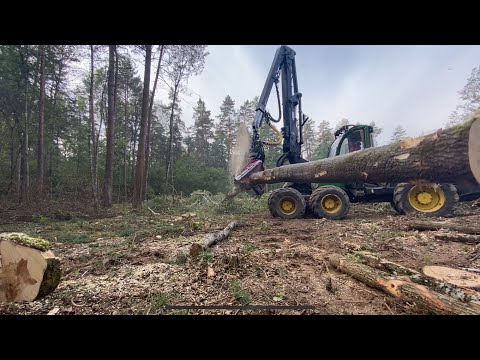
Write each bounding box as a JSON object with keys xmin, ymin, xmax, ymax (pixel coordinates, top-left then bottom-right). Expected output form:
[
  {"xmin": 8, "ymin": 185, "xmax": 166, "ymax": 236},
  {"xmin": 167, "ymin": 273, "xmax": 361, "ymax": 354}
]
[{"xmin": 1, "ymin": 199, "xmax": 480, "ymax": 315}]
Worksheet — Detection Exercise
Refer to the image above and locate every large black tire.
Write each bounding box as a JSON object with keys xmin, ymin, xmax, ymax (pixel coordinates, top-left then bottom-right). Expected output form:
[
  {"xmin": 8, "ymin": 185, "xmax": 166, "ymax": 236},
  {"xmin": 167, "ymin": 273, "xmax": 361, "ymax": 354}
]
[
  {"xmin": 268, "ymin": 188, "xmax": 306, "ymax": 220},
  {"xmin": 393, "ymin": 182, "xmax": 459, "ymax": 217},
  {"xmin": 390, "ymin": 200, "xmax": 402, "ymax": 214},
  {"xmin": 308, "ymin": 185, "xmax": 351, "ymax": 220}
]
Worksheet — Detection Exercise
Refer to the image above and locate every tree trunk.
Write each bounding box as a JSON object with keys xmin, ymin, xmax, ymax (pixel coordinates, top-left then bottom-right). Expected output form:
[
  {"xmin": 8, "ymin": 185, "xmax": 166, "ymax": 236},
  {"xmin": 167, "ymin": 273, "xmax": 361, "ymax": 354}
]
[
  {"xmin": 166, "ymin": 82, "xmax": 179, "ymax": 192},
  {"xmin": 143, "ymin": 45, "xmax": 165, "ymax": 199},
  {"xmin": 242, "ymin": 113, "xmax": 480, "ymax": 187},
  {"xmin": 20, "ymin": 74, "xmax": 29, "ymax": 203},
  {"xmin": 422, "ymin": 265, "xmax": 480, "ymax": 289},
  {"xmin": 133, "ymin": 45, "xmax": 152, "ymax": 208},
  {"xmin": 327, "ymin": 253, "xmax": 480, "ymax": 315},
  {"xmin": 354, "ymin": 251, "xmax": 480, "ymax": 303},
  {"xmin": 408, "ymin": 221, "xmax": 480, "ymax": 235},
  {"xmin": 0, "ymin": 234, "xmax": 61, "ymax": 303},
  {"xmin": 89, "ymin": 45, "xmax": 99, "ymax": 210},
  {"xmin": 124, "ymin": 77, "xmax": 129, "ymax": 201},
  {"xmin": 190, "ymin": 221, "xmax": 239, "ymax": 257},
  {"xmin": 434, "ymin": 233, "xmax": 480, "ymax": 244},
  {"xmin": 104, "ymin": 45, "xmax": 116, "ymax": 208},
  {"xmin": 37, "ymin": 45, "xmax": 45, "ymax": 194}
]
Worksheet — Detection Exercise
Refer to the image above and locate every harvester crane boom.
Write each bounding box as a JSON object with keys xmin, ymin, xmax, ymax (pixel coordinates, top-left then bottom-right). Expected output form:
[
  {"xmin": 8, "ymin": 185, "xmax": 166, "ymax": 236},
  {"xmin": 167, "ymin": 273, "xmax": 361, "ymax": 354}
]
[{"xmin": 234, "ymin": 45, "xmax": 311, "ymax": 197}]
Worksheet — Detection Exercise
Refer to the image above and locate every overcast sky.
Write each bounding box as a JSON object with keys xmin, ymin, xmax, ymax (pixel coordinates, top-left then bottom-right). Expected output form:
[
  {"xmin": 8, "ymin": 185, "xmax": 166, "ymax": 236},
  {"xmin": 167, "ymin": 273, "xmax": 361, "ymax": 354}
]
[{"xmin": 153, "ymin": 45, "xmax": 480, "ymax": 145}]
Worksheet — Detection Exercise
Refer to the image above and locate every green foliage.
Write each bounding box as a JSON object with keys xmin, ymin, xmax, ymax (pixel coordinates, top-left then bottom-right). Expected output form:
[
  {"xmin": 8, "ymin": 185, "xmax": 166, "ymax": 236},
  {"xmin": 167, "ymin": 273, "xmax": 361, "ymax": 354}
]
[
  {"xmin": 230, "ymin": 280, "xmax": 251, "ymax": 305},
  {"xmin": 172, "ymin": 156, "xmax": 230, "ymax": 196}
]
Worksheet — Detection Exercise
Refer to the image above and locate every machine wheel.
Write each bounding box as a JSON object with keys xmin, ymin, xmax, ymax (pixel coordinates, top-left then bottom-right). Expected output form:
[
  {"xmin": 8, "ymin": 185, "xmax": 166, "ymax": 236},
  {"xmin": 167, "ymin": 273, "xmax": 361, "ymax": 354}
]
[
  {"xmin": 268, "ymin": 188, "xmax": 306, "ymax": 219},
  {"xmin": 393, "ymin": 183, "xmax": 459, "ymax": 217},
  {"xmin": 390, "ymin": 200, "xmax": 402, "ymax": 214},
  {"xmin": 309, "ymin": 185, "xmax": 351, "ymax": 220}
]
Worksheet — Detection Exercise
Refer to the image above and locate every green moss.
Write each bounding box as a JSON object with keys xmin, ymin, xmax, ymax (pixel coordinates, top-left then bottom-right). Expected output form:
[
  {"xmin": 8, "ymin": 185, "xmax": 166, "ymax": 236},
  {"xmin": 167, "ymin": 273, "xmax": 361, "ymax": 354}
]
[
  {"xmin": 0, "ymin": 232, "xmax": 51, "ymax": 251},
  {"xmin": 451, "ymin": 115, "xmax": 477, "ymax": 136},
  {"xmin": 35, "ymin": 257, "xmax": 62, "ymax": 300}
]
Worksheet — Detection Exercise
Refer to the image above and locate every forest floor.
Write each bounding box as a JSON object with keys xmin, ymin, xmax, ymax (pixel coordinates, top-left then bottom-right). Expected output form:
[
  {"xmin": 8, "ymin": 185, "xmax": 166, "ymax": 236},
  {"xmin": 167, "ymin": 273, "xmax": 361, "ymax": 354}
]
[{"xmin": 1, "ymin": 192, "xmax": 480, "ymax": 315}]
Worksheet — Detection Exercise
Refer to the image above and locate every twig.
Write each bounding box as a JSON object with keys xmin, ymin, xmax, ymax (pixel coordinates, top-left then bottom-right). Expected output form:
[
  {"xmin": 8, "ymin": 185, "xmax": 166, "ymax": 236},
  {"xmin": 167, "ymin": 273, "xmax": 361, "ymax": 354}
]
[
  {"xmin": 71, "ymin": 299, "xmax": 85, "ymax": 308},
  {"xmin": 460, "ymin": 267, "xmax": 480, "ymax": 274},
  {"xmin": 147, "ymin": 207, "xmax": 159, "ymax": 215},
  {"xmin": 383, "ymin": 298, "xmax": 394, "ymax": 314}
]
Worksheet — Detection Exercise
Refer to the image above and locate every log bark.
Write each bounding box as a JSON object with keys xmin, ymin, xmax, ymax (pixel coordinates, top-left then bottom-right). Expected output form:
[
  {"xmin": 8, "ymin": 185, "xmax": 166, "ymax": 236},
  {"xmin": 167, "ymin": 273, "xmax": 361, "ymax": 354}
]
[
  {"xmin": 241, "ymin": 112, "xmax": 480, "ymax": 186},
  {"xmin": 354, "ymin": 251, "xmax": 480, "ymax": 303},
  {"xmin": 327, "ymin": 253, "xmax": 480, "ymax": 315},
  {"xmin": 434, "ymin": 233, "xmax": 480, "ymax": 244},
  {"xmin": 0, "ymin": 234, "xmax": 61, "ymax": 302},
  {"xmin": 408, "ymin": 221, "xmax": 480, "ymax": 235},
  {"xmin": 190, "ymin": 221, "xmax": 239, "ymax": 257}
]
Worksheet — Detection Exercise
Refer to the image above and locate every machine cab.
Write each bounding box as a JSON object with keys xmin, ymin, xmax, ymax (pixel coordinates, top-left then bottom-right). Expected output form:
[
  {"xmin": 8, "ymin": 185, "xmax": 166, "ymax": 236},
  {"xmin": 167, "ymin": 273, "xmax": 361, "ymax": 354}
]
[{"xmin": 328, "ymin": 125, "xmax": 374, "ymax": 158}]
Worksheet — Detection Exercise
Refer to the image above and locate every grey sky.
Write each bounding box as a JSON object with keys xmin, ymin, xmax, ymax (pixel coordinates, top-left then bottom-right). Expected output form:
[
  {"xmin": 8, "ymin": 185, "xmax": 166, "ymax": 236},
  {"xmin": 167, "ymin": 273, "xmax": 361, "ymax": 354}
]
[{"xmin": 155, "ymin": 45, "xmax": 480, "ymax": 145}]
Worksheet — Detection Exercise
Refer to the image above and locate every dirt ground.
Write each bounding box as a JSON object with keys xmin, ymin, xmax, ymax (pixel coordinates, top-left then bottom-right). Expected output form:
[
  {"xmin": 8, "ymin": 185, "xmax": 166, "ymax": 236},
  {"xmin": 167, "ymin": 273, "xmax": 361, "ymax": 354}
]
[{"xmin": 1, "ymin": 200, "xmax": 480, "ymax": 315}]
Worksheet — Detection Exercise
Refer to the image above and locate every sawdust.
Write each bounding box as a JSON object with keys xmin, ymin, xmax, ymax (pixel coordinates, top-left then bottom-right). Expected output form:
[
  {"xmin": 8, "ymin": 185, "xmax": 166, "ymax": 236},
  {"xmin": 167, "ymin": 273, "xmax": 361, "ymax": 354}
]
[
  {"xmin": 229, "ymin": 123, "xmax": 251, "ymax": 177},
  {"xmin": 1, "ymin": 202, "xmax": 480, "ymax": 315}
]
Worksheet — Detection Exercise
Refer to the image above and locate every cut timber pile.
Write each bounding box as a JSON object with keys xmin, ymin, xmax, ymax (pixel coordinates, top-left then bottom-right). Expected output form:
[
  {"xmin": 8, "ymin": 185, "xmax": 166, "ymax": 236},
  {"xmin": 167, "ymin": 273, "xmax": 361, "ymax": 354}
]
[
  {"xmin": 0, "ymin": 233, "xmax": 61, "ymax": 303},
  {"xmin": 190, "ymin": 221, "xmax": 239, "ymax": 257},
  {"xmin": 327, "ymin": 252, "xmax": 480, "ymax": 315},
  {"xmin": 241, "ymin": 111, "xmax": 480, "ymax": 187}
]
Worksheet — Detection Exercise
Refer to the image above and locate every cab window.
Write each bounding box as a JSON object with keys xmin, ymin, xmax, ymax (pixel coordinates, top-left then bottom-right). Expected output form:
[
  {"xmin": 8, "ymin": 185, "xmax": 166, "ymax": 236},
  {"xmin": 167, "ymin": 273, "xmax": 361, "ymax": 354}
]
[{"xmin": 339, "ymin": 129, "xmax": 364, "ymax": 155}]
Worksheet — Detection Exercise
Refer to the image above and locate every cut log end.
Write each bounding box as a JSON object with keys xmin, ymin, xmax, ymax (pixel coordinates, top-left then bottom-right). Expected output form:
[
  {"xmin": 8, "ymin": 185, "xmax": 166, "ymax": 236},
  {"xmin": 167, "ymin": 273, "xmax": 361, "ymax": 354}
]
[
  {"xmin": 189, "ymin": 243, "xmax": 204, "ymax": 258},
  {"xmin": 422, "ymin": 265, "xmax": 480, "ymax": 289},
  {"xmin": 0, "ymin": 239, "xmax": 61, "ymax": 303},
  {"xmin": 468, "ymin": 111, "xmax": 480, "ymax": 184}
]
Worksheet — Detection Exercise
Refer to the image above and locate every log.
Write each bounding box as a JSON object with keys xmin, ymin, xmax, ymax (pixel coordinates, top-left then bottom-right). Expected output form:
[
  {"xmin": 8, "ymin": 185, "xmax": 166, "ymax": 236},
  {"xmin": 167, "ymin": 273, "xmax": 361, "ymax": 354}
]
[
  {"xmin": 423, "ymin": 265, "xmax": 480, "ymax": 289},
  {"xmin": 354, "ymin": 251, "xmax": 480, "ymax": 303},
  {"xmin": 240, "ymin": 112, "xmax": 480, "ymax": 186},
  {"xmin": 408, "ymin": 221, "xmax": 480, "ymax": 235},
  {"xmin": 327, "ymin": 253, "xmax": 480, "ymax": 315},
  {"xmin": 190, "ymin": 221, "xmax": 239, "ymax": 257},
  {"xmin": 0, "ymin": 233, "xmax": 61, "ymax": 303},
  {"xmin": 434, "ymin": 233, "xmax": 480, "ymax": 244}
]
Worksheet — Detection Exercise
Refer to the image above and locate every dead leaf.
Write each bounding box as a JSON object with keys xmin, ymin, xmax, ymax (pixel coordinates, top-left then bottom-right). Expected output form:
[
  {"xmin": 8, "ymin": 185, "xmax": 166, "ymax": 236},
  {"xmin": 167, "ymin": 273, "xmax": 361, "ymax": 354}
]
[
  {"xmin": 47, "ymin": 307, "xmax": 60, "ymax": 315},
  {"xmin": 207, "ymin": 267, "xmax": 215, "ymax": 277}
]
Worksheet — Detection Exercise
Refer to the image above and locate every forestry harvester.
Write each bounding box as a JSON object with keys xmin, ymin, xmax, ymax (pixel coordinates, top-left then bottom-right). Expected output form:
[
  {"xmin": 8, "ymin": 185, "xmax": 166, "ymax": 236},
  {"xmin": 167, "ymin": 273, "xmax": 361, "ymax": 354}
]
[{"xmin": 232, "ymin": 45, "xmax": 480, "ymax": 220}]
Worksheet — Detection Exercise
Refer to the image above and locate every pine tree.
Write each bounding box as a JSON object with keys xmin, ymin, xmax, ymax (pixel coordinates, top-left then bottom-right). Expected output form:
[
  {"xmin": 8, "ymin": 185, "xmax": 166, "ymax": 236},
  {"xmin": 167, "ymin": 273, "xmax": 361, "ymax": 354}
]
[
  {"xmin": 192, "ymin": 98, "xmax": 214, "ymax": 163},
  {"xmin": 215, "ymin": 95, "xmax": 237, "ymax": 166},
  {"xmin": 390, "ymin": 125, "xmax": 407, "ymax": 143},
  {"xmin": 314, "ymin": 120, "xmax": 334, "ymax": 159},
  {"xmin": 301, "ymin": 120, "xmax": 317, "ymax": 161}
]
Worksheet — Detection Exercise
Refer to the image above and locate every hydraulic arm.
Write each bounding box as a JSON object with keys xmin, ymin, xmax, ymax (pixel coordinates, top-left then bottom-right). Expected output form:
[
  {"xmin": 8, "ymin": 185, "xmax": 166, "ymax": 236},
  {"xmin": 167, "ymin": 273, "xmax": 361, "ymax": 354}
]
[{"xmin": 235, "ymin": 45, "xmax": 311, "ymax": 194}]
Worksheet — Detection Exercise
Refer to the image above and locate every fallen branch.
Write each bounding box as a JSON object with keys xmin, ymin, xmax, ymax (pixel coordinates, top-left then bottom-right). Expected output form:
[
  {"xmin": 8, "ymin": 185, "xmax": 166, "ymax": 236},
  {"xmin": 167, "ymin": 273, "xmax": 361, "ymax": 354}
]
[
  {"xmin": 434, "ymin": 233, "xmax": 480, "ymax": 244},
  {"xmin": 147, "ymin": 207, "xmax": 160, "ymax": 216},
  {"xmin": 354, "ymin": 251, "xmax": 480, "ymax": 303},
  {"xmin": 190, "ymin": 221, "xmax": 239, "ymax": 257},
  {"xmin": 408, "ymin": 221, "xmax": 480, "ymax": 235},
  {"xmin": 327, "ymin": 253, "xmax": 480, "ymax": 315}
]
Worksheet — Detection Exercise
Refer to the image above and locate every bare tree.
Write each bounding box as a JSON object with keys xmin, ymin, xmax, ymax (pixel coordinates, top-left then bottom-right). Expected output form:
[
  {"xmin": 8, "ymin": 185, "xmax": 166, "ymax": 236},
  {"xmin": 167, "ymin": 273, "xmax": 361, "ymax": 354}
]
[
  {"xmin": 164, "ymin": 45, "xmax": 208, "ymax": 192},
  {"xmin": 104, "ymin": 45, "xmax": 116, "ymax": 208},
  {"xmin": 133, "ymin": 45, "xmax": 152, "ymax": 207},
  {"xmin": 89, "ymin": 45, "xmax": 99, "ymax": 209},
  {"xmin": 37, "ymin": 45, "xmax": 45, "ymax": 194},
  {"xmin": 143, "ymin": 45, "xmax": 165, "ymax": 199}
]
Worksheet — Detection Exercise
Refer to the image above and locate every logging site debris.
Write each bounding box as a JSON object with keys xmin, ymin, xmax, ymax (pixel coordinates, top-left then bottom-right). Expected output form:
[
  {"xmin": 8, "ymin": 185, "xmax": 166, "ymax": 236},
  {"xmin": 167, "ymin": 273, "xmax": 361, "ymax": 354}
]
[{"xmin": 1, "ymin": 45, "xmax": 480, "ymax": 315}]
